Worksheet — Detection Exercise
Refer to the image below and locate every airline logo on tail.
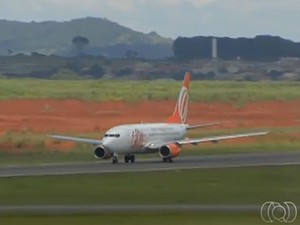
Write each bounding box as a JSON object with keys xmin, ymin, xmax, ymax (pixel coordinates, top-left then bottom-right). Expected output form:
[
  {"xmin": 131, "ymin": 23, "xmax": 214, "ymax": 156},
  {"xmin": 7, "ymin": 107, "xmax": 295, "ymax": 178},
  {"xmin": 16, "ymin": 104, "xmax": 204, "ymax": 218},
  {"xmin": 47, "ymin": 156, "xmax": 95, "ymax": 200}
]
[{"xmin": 167, "ymin": 72, "xmax": 191, "ymax": 124}]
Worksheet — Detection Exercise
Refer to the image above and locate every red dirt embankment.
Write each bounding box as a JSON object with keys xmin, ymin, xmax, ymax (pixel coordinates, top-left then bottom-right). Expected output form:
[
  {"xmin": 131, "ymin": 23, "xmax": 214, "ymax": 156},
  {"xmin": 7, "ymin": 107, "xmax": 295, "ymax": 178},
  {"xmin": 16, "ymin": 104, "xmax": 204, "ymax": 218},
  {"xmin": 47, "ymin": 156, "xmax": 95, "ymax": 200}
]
[{"xmin": 0, "ymin": 100, "xmax": 299, "ymax": 134}]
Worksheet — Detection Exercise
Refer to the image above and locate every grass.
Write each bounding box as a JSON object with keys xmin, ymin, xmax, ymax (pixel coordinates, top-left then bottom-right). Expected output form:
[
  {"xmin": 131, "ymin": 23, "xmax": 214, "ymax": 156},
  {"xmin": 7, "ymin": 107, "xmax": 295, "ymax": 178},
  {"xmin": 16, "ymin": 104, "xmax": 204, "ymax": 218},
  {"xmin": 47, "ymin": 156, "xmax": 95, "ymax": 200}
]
[
  {"xmin": 0, "ymin": 152, "xmax": 94, "ymax": 166},
  {"xmin": 0, "ymin": 213, "xmax": 266, "ymax": 225},
  {"xmin": 0, "ymin": 165, "xmax": 299, "ymax": 205},
  {"xmin": 0, "ymin": 79, "xmax": 299, "ymax": 102}
]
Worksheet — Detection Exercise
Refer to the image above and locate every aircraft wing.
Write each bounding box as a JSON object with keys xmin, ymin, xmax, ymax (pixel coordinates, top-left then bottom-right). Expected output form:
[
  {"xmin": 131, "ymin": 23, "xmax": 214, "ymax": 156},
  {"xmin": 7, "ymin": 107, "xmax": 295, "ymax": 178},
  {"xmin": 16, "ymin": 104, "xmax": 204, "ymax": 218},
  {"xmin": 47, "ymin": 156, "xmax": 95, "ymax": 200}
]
[
  {"xmin": 146, "ymin": 131, "xmax": 268, "ymax": 150},
  {"xmin": 176, "ymin": 131, "xmax": 268, "ymax": 145},
  {"xmin": 48, "ymin": 135, "xmax": 102, "ymax": 145}
]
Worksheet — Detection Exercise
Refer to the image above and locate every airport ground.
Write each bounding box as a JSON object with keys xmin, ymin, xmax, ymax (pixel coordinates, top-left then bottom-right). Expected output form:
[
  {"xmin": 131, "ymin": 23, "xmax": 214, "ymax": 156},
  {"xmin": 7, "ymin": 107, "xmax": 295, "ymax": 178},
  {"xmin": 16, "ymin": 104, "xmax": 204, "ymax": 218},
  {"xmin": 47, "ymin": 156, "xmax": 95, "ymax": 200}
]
[
  {"xmin": 0, "ymin": 79, "xmax": 299, "ymax": 157},
  {"xmin": 0, "ymin": 212, "xmax": 268, "ymax": 225},
  {"xmin": 0, "ymin": 80, "xmax": 299, "ymax": 224},
  {"xmin": 0, "ymin": 99, "xmax": 299, "ymax": 157},
  {"xmin": 1, "ymin": 164, "xmax": 299, "ymax": 225}
]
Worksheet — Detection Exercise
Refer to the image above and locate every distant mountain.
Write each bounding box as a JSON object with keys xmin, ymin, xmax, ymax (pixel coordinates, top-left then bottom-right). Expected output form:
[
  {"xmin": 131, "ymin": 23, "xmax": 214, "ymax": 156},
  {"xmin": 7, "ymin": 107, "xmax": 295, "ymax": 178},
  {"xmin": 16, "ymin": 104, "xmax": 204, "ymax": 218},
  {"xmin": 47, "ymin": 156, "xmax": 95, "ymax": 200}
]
[{"xmin": 0, "ymin": 17, "xmax": 173, "ymax": 59}]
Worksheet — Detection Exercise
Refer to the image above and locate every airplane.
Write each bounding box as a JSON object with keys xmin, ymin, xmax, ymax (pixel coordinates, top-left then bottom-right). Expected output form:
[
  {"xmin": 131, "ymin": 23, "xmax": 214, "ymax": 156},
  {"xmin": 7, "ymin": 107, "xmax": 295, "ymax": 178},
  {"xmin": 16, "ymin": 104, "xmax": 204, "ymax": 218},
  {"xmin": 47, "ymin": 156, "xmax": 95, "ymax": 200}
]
[{"xmin": 49, "ymin": 72, "xmax": 268, "ymax": 164}]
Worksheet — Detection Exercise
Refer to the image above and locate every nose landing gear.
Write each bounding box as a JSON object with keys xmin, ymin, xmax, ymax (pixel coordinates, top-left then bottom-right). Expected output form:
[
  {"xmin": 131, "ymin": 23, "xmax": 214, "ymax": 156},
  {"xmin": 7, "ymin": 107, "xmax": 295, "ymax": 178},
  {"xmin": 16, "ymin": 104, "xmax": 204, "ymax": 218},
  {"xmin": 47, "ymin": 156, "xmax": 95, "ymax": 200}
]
[{"xmin": 112, "ymin": 153, "xmax": 118, "ymax": 164}]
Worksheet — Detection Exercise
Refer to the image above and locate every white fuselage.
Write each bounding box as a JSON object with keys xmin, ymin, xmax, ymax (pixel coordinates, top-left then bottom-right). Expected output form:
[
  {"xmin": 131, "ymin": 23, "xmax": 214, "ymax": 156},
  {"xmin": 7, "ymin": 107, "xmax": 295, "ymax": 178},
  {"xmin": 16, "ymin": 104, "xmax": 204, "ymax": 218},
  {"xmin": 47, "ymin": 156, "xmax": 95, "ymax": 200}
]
[{"xmin": 101, "ymin": 123, "xmax": 187, "ymax": 154}]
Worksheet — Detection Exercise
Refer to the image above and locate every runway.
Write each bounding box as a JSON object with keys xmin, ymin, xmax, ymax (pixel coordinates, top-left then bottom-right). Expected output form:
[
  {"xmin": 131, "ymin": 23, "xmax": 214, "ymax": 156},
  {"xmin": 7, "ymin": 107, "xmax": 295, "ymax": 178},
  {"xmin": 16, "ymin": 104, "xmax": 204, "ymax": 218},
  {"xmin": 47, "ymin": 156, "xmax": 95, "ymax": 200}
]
[{"xmin": 0, "ymin": 151, "xmax": 300, "ymax": 178}]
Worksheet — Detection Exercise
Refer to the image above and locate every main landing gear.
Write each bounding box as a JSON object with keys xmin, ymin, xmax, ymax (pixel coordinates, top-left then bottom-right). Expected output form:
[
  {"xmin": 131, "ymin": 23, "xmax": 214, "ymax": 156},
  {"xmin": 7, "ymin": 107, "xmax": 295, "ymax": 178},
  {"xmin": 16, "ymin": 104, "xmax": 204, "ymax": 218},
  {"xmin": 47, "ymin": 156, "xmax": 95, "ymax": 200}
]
[
  {"xmin": 162, "ymin": 158, "xmax": 173, "ymax": 163},
  {"xmin": 111, "ymin": 153, "xmax": 136, "ymax": 164},
  {"xmin": 124, "ymin": 154, "xmax": 135, "ymax": 163}
]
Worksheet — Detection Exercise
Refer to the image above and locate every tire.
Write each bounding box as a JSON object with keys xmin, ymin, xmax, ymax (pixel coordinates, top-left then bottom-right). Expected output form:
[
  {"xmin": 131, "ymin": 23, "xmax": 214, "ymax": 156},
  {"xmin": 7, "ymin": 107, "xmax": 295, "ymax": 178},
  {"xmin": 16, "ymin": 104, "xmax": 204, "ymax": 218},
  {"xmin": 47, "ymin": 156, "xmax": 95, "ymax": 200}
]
[
  {"xmin": 162, "ymin": 158, "xmax": 167, "ymax": 162},
  {"xmin": 112, "ymin": 157, "xmax": 118, "ymax": 164},
  {"xmin": 130, "ymin": 155, "xmax": 135, "ymax": 163},
  {"xmin": 124, "ymin": 155, "xmax": 129, "ymax": 163}
]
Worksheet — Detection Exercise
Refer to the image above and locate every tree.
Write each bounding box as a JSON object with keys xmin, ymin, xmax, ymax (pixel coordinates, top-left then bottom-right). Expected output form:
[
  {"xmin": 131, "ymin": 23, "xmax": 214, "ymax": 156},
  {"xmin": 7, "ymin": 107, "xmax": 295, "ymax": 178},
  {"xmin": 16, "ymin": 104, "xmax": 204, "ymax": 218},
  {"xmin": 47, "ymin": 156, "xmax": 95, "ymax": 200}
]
[
  {"xmin": 81, "ymin": 64, "xmax": 105, "ymax": 79},
  {"xmin": 72, "ymin": 36, "xmax": 90, "ymax": 55},
  {"xmin": 125, "ymin": 50, "xmax": 138, "ymax": 59},
  {"xmin": 116, "ymin": 67, "xmax": 133, "ymax": 77}
]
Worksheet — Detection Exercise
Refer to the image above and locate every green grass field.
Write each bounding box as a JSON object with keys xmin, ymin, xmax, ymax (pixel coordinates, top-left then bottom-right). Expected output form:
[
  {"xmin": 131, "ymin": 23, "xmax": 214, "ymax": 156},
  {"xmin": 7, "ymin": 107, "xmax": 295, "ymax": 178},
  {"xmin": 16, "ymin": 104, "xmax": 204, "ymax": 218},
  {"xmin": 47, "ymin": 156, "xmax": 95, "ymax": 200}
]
[
  {"xmin": 0, "ymin": 78, "xmax": 299, "ymax": 102},
  {"xmin": 0, "ymin": 213, "xmax": 266, "ymax": 225},
  {"xmin": 0, "ymin": 165, "xmax": 299, "ymax": 205},
  {"xmin": 0, "ymin": 165, "xmax": 298, "ymax": 224}
]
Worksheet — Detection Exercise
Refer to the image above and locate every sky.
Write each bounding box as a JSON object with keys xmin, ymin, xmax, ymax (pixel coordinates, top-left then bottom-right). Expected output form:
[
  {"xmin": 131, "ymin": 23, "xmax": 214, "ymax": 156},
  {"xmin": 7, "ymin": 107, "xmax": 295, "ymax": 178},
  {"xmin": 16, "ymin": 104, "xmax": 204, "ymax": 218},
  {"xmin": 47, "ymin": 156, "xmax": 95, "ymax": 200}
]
[{"xmin": 1, "ymin": 0, "xmax": 300, "ymax": 41}]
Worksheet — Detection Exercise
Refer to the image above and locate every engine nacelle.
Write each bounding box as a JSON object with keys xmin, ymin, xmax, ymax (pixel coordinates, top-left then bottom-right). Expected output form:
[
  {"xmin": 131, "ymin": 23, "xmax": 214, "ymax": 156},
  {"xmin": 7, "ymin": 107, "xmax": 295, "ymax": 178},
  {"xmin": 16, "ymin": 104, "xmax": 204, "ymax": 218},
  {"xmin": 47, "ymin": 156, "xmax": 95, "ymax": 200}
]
[
  {"xmin": 159, "ymin": 144, "xmax": 181, "ymax": 159},
  {"xmin": 93, "ymin": 145, "xmax": 111, "ymax": 159}
]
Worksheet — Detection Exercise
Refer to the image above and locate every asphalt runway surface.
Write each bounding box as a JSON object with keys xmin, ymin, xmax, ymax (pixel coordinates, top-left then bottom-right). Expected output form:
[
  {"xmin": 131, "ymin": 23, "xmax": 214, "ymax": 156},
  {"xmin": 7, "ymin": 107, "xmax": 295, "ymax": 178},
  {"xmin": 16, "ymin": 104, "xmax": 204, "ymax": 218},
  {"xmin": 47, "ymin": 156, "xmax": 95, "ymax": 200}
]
[{"xmin": 0, "ymin": 151, "xmax": 300, "ymax": 178}]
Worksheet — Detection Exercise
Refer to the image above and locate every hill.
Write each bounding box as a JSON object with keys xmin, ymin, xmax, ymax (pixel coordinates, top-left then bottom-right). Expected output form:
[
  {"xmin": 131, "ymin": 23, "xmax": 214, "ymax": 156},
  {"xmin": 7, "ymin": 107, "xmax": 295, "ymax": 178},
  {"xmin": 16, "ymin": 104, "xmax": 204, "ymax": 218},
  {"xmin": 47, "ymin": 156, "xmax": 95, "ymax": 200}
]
[{"xmin": 0, "ymin": 17, "xmax": 172, "ymax": 59}]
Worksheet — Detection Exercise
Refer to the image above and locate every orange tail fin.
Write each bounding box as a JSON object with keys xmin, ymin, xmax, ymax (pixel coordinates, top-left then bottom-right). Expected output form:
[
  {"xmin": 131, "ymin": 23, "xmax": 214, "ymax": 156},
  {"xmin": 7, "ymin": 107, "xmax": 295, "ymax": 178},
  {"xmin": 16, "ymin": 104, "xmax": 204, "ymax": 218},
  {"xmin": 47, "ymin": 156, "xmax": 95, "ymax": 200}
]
[{"xmin": 167, "ymin": 72, "xmax": 191, "ymax": 124}]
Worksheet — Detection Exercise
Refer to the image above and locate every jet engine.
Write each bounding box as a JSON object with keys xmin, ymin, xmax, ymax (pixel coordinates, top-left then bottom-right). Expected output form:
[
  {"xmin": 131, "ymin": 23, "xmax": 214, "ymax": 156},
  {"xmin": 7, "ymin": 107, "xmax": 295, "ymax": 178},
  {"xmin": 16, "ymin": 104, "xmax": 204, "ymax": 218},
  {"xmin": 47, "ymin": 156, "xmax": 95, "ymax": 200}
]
[
  {"xmin": 159, "ymin": 144, "xmax": 181, "ymax": 159},
  {"xmin": 93, "ymin": 145, "xmax": 111, "ymax": 159}
]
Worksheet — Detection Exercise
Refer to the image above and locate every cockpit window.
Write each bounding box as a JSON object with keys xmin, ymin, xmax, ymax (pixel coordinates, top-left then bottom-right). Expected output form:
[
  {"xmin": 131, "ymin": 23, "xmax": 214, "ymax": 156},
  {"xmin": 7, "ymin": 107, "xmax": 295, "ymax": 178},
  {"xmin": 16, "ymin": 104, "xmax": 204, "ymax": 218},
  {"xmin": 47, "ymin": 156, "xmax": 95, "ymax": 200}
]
[{"xmin": 104, "ymin": 134, "xmax": 120, "ymax": 138}]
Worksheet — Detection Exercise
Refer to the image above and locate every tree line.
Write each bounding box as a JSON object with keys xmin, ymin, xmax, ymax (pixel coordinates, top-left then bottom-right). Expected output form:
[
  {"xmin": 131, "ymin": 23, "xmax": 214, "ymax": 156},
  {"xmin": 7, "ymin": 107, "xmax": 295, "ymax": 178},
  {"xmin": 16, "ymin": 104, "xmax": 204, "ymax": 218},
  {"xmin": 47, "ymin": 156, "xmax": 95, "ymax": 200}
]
[{"xmin": 173, "ymin": 35, "xmax": 300, "ymax": 61}]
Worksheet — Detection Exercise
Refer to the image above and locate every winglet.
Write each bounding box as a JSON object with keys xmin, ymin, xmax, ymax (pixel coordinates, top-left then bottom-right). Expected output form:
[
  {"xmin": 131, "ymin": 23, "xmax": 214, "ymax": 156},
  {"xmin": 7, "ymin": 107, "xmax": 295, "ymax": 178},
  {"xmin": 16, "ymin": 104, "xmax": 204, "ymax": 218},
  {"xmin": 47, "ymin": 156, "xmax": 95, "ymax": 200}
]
[{"xmin": 167, "ymin": 72, "xmax": 191, "ymax": 124}]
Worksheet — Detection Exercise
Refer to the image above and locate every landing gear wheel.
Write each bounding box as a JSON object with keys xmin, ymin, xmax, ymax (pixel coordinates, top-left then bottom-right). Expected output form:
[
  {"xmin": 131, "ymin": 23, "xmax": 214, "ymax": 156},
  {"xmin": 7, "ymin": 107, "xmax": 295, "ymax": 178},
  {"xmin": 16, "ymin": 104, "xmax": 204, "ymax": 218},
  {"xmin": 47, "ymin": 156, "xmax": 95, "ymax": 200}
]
[
  {"xmin": 124, "ymin": 155, "xmax": 129, "ymax": 163},
  {"xmin": 112, "ymin": 157, "xmax": 118, "ymax": 164},
  {"xmin": 124, "ymin": 154, "xmax": 135, "ymax": 163},
  {"xmin": 162, "ymin": 158, "xmax": 173, "ymax": 163},
  {"xmin": 130, "ymin": 155, "xmax": 135, "ymax": 163},
  {"xmin": 168, "ymin": 158, "xmax": 173, "ymax": 163}
]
